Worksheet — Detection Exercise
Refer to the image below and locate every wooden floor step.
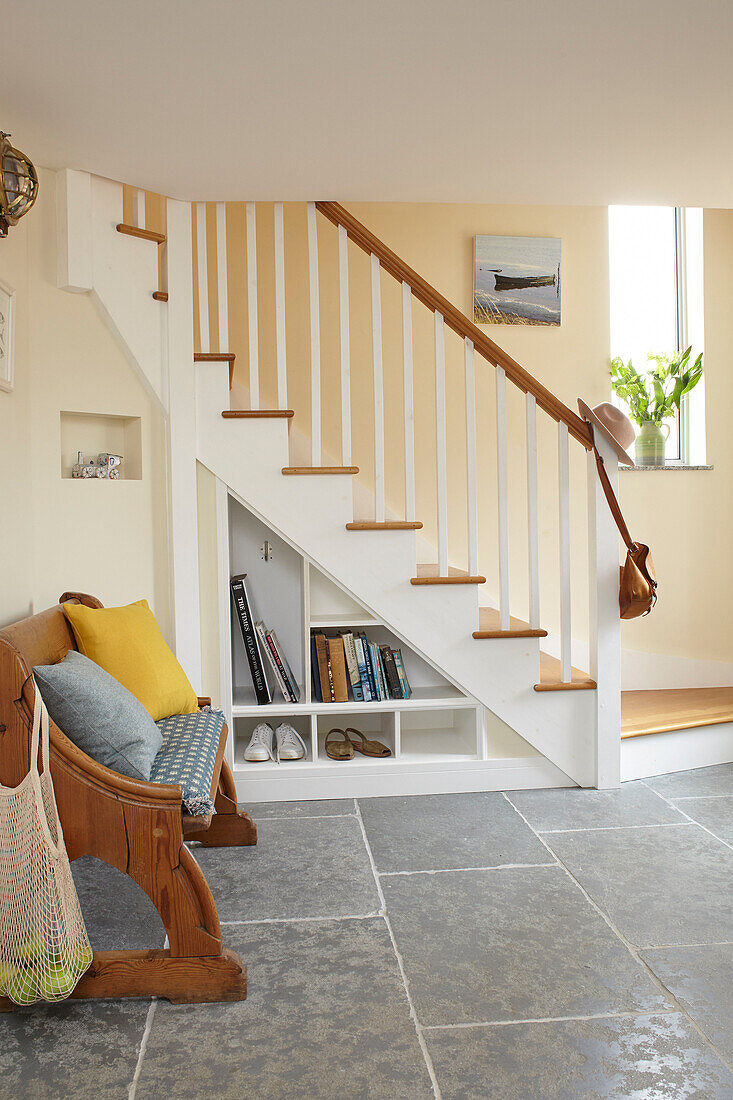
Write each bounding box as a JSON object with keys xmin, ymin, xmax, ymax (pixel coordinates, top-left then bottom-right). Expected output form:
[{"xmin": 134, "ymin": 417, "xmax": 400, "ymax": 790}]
[
  {"xmin": 346, "ymin": 521, "xmax": 423, "ymax": 531},
  {"xmin": 222, "ymin": 410, "xmax": 294, "ymax": 419},
  {"xmin": 621, "ymin": 687, "xmax": 733, "ymax": 739},
  {"xmin": 534, "ymin": 651, "xmax": 596, "ymax": 692},
  {"xmin": 194, "ymin": 352, "xmax": 236, "ymax": 388},
  {"xmin": 411, "ymin": 564, "xmax": 486, "ymax": 585},
  {"xmin": 116, "ymin": 223, "xmax": 166, "ymax": 245},
  {"xmin": 282, "ymin": 466, "xmax": 359, "ymax": 475},
  {"xmin": 473, "ymin": 608, "xmax": 548, "ymax": 639},
  {"xmin": 152, "ymin": 291, "xmax": 168, "ymax": 302}
]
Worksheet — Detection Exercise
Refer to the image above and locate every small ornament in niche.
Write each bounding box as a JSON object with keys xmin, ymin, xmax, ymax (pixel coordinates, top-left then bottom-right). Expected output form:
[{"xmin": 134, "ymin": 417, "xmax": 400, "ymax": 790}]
[{"xmin": 71, "ymin": 452, "xmax": 123, "ymax": 479}]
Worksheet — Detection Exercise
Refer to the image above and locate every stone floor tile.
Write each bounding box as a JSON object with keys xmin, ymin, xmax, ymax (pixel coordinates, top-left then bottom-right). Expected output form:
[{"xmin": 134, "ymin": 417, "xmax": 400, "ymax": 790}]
[
  {"xmin": 508, "ymin": 781, "xmax": 685, "ymax": 832},
  {"xmin": 193, "ymin": 815, "xmax": 381, "ymax": 921},
  {"xmin": 544, "ymin": 823, "xmax": 733, "ymax": 948},
  {"xmin": 671, "ymin": 796, "xmax": 733, "ymax": 841},
  {"xmin": 425, "ymin": 1012, "xmax": 733, "ymax": 1099},
  {"xmin": 245, "ymin": 798, "xmax": 356, "ymax": 819},
  {"xmin": 0, "ymin": 999, "xmax": 150, "ymax": 1100},
  {"xmin": 645, "ymin": 763, "xmax": 733, "ymax": 799},
  {"xmin": 642, "ymin": 943, "xmax": 733, "ymax": 1064},
  {"xmin": 72, "ymin": 855, "xmax": 165, "ymax": 950},
  {"xmin": 383, "ymin": 866, "xmax": 667, "ymax": 1026},
  {"xmin": 137, "ymin": 919, "xmax": 433, "ymax": 1100},
  {"xmin": 359, "ymin": 792, "xmax": 549, "ymax": 873}
]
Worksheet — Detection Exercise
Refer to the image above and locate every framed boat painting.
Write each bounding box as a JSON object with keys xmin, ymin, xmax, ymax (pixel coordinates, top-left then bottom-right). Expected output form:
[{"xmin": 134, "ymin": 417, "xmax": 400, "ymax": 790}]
[
  {"xmin": 0, "ymin": 278, "xmax": 15, "ymax": 392},
  {"xmin": 474, "ymin": 235, "xmax": 561, "ymax": 326}
]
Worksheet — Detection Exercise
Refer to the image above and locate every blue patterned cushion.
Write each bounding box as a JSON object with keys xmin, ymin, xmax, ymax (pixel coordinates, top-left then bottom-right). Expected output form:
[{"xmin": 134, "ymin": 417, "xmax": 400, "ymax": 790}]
[{"xmin": 150, "ymin": 707, "xmax": 225, "ymax": 816}]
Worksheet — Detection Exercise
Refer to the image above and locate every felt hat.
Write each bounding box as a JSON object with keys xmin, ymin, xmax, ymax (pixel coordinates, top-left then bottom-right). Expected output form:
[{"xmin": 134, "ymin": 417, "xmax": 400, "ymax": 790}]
[{"xmin": 577, "ymin": 399, "xmax": 635, "ymax": 466}]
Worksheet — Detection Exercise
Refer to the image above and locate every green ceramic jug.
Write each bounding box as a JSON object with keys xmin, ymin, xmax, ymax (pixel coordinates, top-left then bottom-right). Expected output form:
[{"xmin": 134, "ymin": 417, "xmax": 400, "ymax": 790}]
[{"xmin": 635, "ymin": 420, "xmax": 669, "ymax": 466}]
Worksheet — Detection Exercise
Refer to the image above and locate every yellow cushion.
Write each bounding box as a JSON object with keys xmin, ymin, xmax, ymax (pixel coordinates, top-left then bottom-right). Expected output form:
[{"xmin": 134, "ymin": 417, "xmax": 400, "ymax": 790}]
[{"xmin": 63, "ymin": 599, "xmax": 199, "ymax": 722}]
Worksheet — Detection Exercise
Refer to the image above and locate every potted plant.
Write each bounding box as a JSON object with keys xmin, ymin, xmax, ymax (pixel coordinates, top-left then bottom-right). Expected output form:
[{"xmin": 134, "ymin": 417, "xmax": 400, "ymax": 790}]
[{"xmin": 610, "ymin": 346, "xmax": 704, "ymax": 466}]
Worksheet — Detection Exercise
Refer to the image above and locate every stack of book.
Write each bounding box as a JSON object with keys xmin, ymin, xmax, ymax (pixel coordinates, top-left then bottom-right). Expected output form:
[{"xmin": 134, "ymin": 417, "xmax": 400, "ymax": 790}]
[
  {"xmin": 230, "ymin": 574, "xmax": 300, "ymax": 704},
  {"xmin": 311, "ymin": 631, "xmax": 412, "ymax": 703}
]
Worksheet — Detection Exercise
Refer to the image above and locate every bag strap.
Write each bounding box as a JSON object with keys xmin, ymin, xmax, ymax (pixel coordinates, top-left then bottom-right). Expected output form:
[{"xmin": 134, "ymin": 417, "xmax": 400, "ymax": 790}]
[
  {"xmin": 29, "ymin": 677, "xmax": 51, "ymax": 777},
  {"xmin": 587, "ymin": 426, "xmax": 634, "ymax": 551}
]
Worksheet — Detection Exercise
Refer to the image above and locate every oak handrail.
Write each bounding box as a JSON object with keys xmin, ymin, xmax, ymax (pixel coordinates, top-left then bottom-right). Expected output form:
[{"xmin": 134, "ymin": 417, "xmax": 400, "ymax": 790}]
[{"xmin": 316, "ymin": 201, "xmax": 592, "ymax": 448}]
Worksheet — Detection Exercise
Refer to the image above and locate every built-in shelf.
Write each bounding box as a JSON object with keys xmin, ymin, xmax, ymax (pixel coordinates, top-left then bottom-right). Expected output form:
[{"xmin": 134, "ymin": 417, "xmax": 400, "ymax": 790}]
[
  {"xmin": 59, "ymin": 410, "xmax": 142, "ymax": 480},
  {"xmin": 220, "ymin": 490, "xmax": 489, "ymax": 800}
]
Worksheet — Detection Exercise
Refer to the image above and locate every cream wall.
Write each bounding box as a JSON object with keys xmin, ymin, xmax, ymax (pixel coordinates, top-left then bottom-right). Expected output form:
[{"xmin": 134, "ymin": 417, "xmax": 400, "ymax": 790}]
[{"xmin": 0, "ymin": 169, "xmax": 171, "ymax": 636}]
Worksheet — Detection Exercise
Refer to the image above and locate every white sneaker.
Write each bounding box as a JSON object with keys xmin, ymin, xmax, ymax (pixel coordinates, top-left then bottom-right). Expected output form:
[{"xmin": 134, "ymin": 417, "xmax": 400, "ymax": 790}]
[
  {"xmin": 275, "ymin": 723, "xmax": 307, "ymax": 762},
  {"xmin": 244, "ymin": 722, "xmax": 275, "ymax": 762}
]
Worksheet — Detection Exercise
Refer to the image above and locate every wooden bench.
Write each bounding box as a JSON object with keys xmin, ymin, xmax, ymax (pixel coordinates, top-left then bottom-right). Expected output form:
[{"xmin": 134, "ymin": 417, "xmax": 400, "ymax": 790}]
[{"xmin": 0, "ymin": 592, "xmax": 256, "ymax": 1008}]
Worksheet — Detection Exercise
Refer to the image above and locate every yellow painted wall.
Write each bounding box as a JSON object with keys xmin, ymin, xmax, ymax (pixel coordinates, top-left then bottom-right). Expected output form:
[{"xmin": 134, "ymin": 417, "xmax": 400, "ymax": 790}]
[{"xmin": 0, "ymin": 170, "xmax": 171, "ymax": 635}]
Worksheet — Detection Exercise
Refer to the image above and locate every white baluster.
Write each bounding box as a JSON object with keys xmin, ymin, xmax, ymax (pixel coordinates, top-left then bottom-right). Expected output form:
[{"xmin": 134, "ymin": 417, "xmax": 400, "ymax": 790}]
[
  {"xmin": 371, "ymin": 253, "xmax": 385, "ymax": 522},
  {"xmin": 402, "ymin": 281, "xmax": 415, "ymax": 522},
  {"xmin": 339, "ymin": 226, "xmax": 351, "ymax": 467},
  {"xmin": 496, "ymin": 366, "xmax": 510, "ymax": 628},
  {"xmin": 307, "ymin": 202, "xmax": 321, "ymax": 465},
  {"xmin": 215, "ymin": 202, "xmax": 228, "ymax": 354},
  {"xmin": 245, "ymin": 202, "xmax": 259, "ymax": 410},
  {"xmin": 526, "ymin": 393, "xmax": 540, "ymax": 629},
  {"xmin": 435, "ymin": 312, "xmax": 448, "ymax": 575},
  {"xmin": 195, "ymin": 201, "xmax": 209, "ymax": 354},
  {"xmin": 133, "ymin": 188, "xmax": 145, "ymax": 230},
  {"xmin": 464, "ymin": 339, "xmax": 479, "ymax": 577},
  {"xmin": 558, "ymin": 421, "xmax": 572, "ymax": 681},
  {"xmin": 274, "ymin": 202, "xmax": 287, "ymax": 410}
]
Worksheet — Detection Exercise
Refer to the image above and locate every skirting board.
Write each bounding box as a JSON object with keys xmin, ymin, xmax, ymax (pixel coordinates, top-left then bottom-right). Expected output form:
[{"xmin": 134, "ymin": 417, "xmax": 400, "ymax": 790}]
[
  {"xmin": 234, "ymin": 755, "xmax": 574, "ymax": 802},
  {"xmin": 622, "ymin": 721, "xmax": 733, "ymax": 782}
]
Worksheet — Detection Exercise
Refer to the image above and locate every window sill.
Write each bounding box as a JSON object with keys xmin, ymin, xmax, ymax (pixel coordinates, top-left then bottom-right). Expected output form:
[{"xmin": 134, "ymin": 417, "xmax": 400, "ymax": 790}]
[{"xmin": 620, "ymin": 464, "xmax": 713, "ymax": 472}]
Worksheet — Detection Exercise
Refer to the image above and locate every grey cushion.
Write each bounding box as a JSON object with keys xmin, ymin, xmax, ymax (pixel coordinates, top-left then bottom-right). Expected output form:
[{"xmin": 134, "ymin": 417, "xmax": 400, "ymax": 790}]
[{"xmin": 33, "ymin": 650, "xmax": 163, "ymax": 781}]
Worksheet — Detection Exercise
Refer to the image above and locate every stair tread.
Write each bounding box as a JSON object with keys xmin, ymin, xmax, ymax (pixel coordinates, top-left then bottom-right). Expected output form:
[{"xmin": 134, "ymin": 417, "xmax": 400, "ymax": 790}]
[
  {"xmin": 222, "ymin": 410, "xmax": 294, "ymax": 419},
  {"xmin": 346, "ymin": 521, "xmax": 423, "ymax": 530},
  {"xmin": 195, "ymin": 352, "xmax": 236, "ymax": 362},
  {"xmin": 282, "ymin": 466, "xmax": 359, "ymax": 475},
  {"xmin": 534, "ymin": 651, "xmax": 596, "ymax": 691},
  {"xmin": 411, "ymin": 564, "xmax": 486, "ymax": 585},
  {"xmin": 116, "ymin": 223, "xmax": 166, "ymax": 245},
  {"xmin": 621, "ymin": 687, "xmax": 733, "ymax": 738},
  {"xmin": 474, "ymin": 608, "xmax": 548, "ymax": 639}
]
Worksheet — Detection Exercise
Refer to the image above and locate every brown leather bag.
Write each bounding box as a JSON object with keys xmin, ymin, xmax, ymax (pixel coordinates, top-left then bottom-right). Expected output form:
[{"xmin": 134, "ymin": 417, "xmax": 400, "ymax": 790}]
[{"xmin": 591, "ymin": 439, "xmax": 657, "ymax": 619}]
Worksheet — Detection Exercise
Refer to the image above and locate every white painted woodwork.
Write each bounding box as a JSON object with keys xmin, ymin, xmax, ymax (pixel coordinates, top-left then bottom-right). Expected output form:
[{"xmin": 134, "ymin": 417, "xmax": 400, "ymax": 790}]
[
  {"xmin": 558, "ymin": 421, "xmax": 572, "ymax": 682},
  {"xmin": 464, "ymin": 339, "xmax": 479, "ymax": 577},
  {"xmin": 587, "ymin": 432, "xmax": 621, "ymax": 787},
  {"xmin": 621, "ymin": 721, "xmax": 733, "ymax": 782},
  {"xmin": 526, "ymin": 393, "xmax": 540, "ymax": 629},
  {"xmin": 215, "ymin": 475, "xmax": 234, "ymax": 767},
  {"xmin": 402, "ymin": 281, "xmax": 415, "ymax": 522},
  {"xmin": 307, "ymin": 201, "xmax": 321, "ymax": 465},
  {"xmin": 56, "ymin": 169, "xmax": 93, "ymax": 293},
  {"xmin": 434, "ymin": 311, "xmax": 448, "ymax": 575},
  {"xmin": 371, "ymin": 253, "xmax": 385, "ymax": 523},
  {"xmin": 245, "ymin": 201, "xmax": 259, "ymax": 410},
  {"xmin": 132, "ymin": 188, "xmax": 146, "ymax": 230},
  {"xmin": 195, "ymin": 201, "xmax": 210, "ymax": 354},
  {"xmin": 164, "ymin": 197, "xmax": 202, "ymax": 687},
  {"xmin": 273, "ymin": 202, "xmax": 287, "ymax": 409},
  {"xmin": 196, "ymin": 358, "xmax": 597, "ymax": 786},
  {"xmin": 215, "ymin": 202, "xmax": 229, "ymax": 354},
  {"xmin": 496, "ymin": 366, "xmax": 510, "ymax": 630},
  {"xmin": 339, "ymin": 225, "xmax": 351, "ymax": 467}
]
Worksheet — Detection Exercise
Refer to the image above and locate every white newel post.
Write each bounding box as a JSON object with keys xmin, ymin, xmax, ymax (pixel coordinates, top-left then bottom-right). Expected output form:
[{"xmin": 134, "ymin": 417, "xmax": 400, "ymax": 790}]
[
  {"xmin": 587, "ymin": 432, "xmax": 621, "ymax": 788},
  {"xmin": 165, "ymin": 198, "xmax": 203, "ymax": 690}
]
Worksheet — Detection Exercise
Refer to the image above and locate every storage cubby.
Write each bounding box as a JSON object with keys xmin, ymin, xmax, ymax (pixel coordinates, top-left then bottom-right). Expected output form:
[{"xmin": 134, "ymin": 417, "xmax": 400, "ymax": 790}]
[
  {"xmin": 220, "ymin": 491, "xmax": 508, "ymax": 801},
  {"xmin": 60, "ymin": 410, "xmax": 143, "ymax": 479}
]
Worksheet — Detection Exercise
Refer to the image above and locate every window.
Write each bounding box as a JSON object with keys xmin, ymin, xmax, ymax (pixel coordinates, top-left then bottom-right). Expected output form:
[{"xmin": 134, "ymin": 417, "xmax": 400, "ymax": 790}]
[{"xmin": 608, "ymin": 206, "xmax": 705, "ymax": 465}]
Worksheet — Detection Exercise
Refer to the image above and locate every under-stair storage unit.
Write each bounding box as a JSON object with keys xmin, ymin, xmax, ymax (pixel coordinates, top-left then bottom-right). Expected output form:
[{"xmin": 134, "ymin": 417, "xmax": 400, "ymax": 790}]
[{"xmin": 219, "ymin": 490, "xmax": 564, "ymax": 802}]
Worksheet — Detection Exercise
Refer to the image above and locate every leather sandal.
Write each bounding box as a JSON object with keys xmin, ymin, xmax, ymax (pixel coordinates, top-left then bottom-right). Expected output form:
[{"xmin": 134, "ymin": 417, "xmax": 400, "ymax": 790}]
[
  {"xmin": 325, "ymin": 728, "xmax": 354, "ymax": 761},
  {"xmin": 344, "ymin": 727, "xmax": 391, "ymax": 758}
]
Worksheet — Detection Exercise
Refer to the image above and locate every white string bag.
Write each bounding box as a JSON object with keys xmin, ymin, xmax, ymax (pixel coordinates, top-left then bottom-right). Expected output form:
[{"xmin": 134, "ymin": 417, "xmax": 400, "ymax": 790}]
[{"xmin": 0, "ymin": 682, "xmax": 92, "ymax": 1005}]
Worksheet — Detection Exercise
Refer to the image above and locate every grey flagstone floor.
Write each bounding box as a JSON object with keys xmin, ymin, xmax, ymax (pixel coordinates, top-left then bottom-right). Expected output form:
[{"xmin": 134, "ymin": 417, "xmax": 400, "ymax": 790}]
[{"xmin": 1, "ymin": 764, "xmax": 732, "ymax": 1098}]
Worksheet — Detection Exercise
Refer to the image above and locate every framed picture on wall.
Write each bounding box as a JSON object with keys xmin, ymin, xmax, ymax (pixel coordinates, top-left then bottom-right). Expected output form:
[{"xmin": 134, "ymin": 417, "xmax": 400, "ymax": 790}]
[
  {"xmin": 0, "ymin": 278, "xmax": 15, "ymax": 393},
  {"xmin": 474, "ymin": 235, "xmax": 561, "ymax": 327}
]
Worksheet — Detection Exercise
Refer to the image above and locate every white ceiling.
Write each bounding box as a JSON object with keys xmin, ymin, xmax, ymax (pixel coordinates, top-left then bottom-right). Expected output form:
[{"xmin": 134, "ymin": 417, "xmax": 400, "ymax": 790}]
[{"xmin": 3, "ymin": 0, "xmax": 733, "ymax": 206}]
